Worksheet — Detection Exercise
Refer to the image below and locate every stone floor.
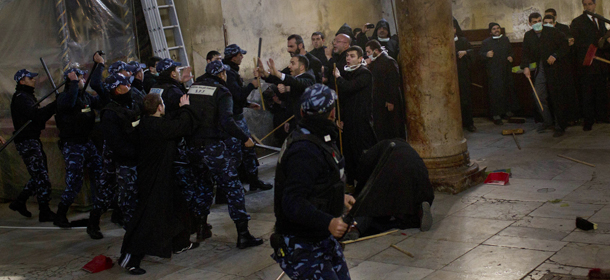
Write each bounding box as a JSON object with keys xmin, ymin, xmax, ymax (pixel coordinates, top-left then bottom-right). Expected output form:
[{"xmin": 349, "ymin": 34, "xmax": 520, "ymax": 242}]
[{"xmin": 1, "ymin": 118, "xmax": 610, "ymax": 279}]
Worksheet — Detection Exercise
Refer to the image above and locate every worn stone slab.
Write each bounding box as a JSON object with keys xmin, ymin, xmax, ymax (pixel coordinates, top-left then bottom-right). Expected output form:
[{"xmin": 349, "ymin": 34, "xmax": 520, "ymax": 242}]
[
  {"xmin": 369, "ymin": 238, "xmax": 478, "ymax": 270},
  {"xmin": 551, "ymin": 242, "xmax": 610, "ymax": 268},
  {"xmin": 562, "ymin": 231, "xmax": 610, "ymax": 246},
  {"xmin": 349, "ymin": 261, "xmax": 434, "ymax": 280},
  {"xmin": 512, "ymin": 216, "xmax": 576, "ymax": 232},
  {"xmin": 529, "ymin": 202, "xmax": 604, "ymax": 219},
  {"xmin": 443, "ymin": 245, "xmax": 553, "ymax": 278},
  {"xmin": 483, "ymin": 178, "xmax": 585, "ymax": 202},
  {"xmin": 497, "ymin": 226, "xmax": 571, "ymax": 241},
  {"xmin": 483, "ymin": 235, "xmax": 567, "ymax": 251},
  {"xmin": 413, "ymin": 216, "xmax": 513, "ymax": 244},
  {"xmin": 452, "ymin": 199, "xmax": 542, "ymax": 221}
]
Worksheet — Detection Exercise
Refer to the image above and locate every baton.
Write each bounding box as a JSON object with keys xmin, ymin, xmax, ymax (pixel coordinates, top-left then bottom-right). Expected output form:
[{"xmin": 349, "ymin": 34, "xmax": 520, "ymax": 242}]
[
  {"xmin": 80, "ymin": 50, "xmax": 105, "ymax": 96},
  {"xmin": 333, "ymin": 63, "xmax": 344, "ymax": 154},
  {"xmin": 40, "ymin": 57, "xmax": 59, "ymax": 93},
  {"xmin": 255, "ymin": 38, "xmax": 265, "ymax": 110},
  {"xmin": 0, "ymin": 120, "xmax": 32, "ymax": 153},
  {"xmin": 32, "ymin": 81, "xmax": 67, "ymax": 107}
]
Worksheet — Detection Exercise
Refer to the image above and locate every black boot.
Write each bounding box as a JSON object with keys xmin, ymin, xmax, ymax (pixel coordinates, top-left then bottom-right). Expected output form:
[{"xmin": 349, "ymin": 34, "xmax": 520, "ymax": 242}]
[
  {"xmin": 87, "ymin": 209, "xmax": 104, "ymax": 239},
  {"xmin": 247, "ymin": 171, "xmax": 273, "ymax": 191},
  {"xmin": 9, "ymin": 191, "xmax": 32, "ymax": 218},
  {"xmin": 38, "ymin": 203, "xmax": 56, "ymax": 222},
  {"xmin": 111, "ymin": 209, "xmax": 124, "ymax": 227},
  {"xmin": 235, "ymin": 220, "xmax": 263, "ymax": 249},
  {"xmin": 196, "ymin": 216, "xmax": 212, "ymax": 241},
  {"xmin": 53, "ymin": 203, "xmax": 71, "ymax": 228}
]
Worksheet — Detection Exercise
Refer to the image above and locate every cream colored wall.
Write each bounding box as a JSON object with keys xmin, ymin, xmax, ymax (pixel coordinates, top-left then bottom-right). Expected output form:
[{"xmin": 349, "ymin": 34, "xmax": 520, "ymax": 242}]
[{"xmin": 452, "ymin": 0, "xmax": 610, "ymax": 41}]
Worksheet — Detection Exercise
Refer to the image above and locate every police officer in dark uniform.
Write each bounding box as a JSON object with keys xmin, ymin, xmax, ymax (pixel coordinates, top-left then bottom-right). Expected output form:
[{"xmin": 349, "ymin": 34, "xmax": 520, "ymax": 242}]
[
  {"xmin": 54, "ymin": 53, "xmax": 107, "ymax": 228},
  {"xmin": 222, "ymin": 44, "xmax": 273, "ymax": 192},
  {"xmin": 186, "ymin": 60, "xmax": 263, "ymax": 248},
  {"xmin": 9, "ymin": 69, "xmax": 57, "ymax": 222},
  {"xmin": 97, "ymin": 60, "xmax": 140, "ymax": 228},
  {"xmin": 127, "ymin": 61, "xmax": 146, "ymax": 97},
  {"xmin": 87, "ymin": 73, "xmax": 141, "ymax": 239},
  {"xmin": 272, "ymin": 84, "xmax": 353, "ymax": 280}
]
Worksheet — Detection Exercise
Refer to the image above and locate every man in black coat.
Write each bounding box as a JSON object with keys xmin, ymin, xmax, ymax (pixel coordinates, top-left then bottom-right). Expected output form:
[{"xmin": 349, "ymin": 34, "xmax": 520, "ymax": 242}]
[
  {"xmin": 571, "ymin": 0, "xmax": 609, "ymax": 131},
  {"xmin": 356, "ymin": 19, "xmax": 400, "ymax": 60},
  {"xmin": 365, "ymin": 40, "xmax": 406, "ymax": 140},
  {"xmin": 522, "ymin": 13, "xmax": 571, "ymax": 137},
  {"xmin": 327, "ymin": 33, "xmax": 351, "ymax": 91},
  {"xmin": 119, "ymin": 93, "xmax": 199, "ymax": 275},
  {"xmin": 259, "ymin": 55, "xmax": 316, "ymax": 124},
  {"xmin": 454, "ymin": 25, "xmax": 477, "ymax": 132},
  {"xmin": 333, "ymin": 46, "xmax": 378, "ymax": 186},
  {"xmin": 87, "ymin": 73, "xmax": 142, "ymax": 239},
  {"xmin": 143, "ymin": 56, "xmax": 161, "ymax": 94},
  {"xmin": 9, "ymin": 69, "xmax": 57, "ymax": 221},
  {"xmin": 286, "ymin": 34, "xmax": 322, "ymax": 83},
  {"xmin": 545, "ymin": 9, "xmax": 581, "ymax": 124},
  {"xmin": 310, "ymin": 32, "xmax": 330, "ymax": 77},
  {"xmin": 480, "ymin": 22, "xmax": 520, "ymax": 125},
  {"xmin": 222, "ymin": 44, "xmax": 272, "ymax": 191}
]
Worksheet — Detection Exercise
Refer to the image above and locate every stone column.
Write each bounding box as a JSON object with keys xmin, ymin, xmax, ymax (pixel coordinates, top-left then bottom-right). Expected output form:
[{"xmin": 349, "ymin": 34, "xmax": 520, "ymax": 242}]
[{"xmin": 395, "ymin": 0, "xmax": 484, "ymax": 193}]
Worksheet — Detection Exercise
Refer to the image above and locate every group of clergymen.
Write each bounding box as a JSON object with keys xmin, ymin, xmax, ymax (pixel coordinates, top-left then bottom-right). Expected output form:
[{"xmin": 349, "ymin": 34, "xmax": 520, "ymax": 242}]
[
  {"xmin": 5, "ymin": 17, "xmax": 436, "ymax": 277},
  {"xmin": 456, "ymin": 1, "xmax": 610, "ymax": 137}
]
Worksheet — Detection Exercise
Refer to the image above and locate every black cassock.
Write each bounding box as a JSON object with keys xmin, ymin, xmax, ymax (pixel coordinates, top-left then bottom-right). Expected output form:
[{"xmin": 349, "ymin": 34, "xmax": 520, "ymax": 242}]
[
  {"xmin": 368, "ymin": 52, "xmax": 405, "ymax": 141},
  {"xmin": 336, "ymin": 65, "xmax": 378, "ymax": 185},
  {"xmin": 455, "ymin": 36, "xmax": 475, "ymax": 127},
  {"xmin": 479, "ymin": 35, "xmax": 520, "ymax": 117},
  {"xmin": 521, "ymin": 27, "xmax": 571, "ymax": 129},
  {"xmin": 121, "ymin": 106, "xmax": 198, "ymax": 258}
]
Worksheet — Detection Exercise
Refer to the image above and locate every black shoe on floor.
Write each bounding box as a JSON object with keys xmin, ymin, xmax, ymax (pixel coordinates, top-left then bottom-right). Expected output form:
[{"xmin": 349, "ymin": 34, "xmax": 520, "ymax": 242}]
[
  {"xmin": 236, "ymin": 220, "xmax": 264, "ymax": 249},
  {"xmin": 493, "ymin": 119, "xmax": 503, "ymax": 125},
  {"xmin": 53, "ymin": 203, "xmax": 71, "ymax": 228},
  {"xmin": 128, "ymin": 267, "xmax": 146, "ymax": 275},
  {"xmin": 38, "ymin": 203, "xmax": 56, "ymax": 222},
  {"xmin": 111, "ymin": 209, "xmax": 124, "ymax": 227},
  {"xmin": 173, "ymin": 242, "xmax": 200, "ymax": 254},
  {"xmin": 466, "ymin": 125, "xmax": 477, "ymax": 132},
  {"xmin": 9, "ymin": 201, "xmax": 32, "ymax": 218},
  {"xmin": 249, "ymin": 180, "xmax": 273, "ymax": 191},
  {"xmin": 87, "ymin": 209, "xmax": 103, "ymax": 239},
  {"xmin": 420, "ymin": 201, "xmax": 433, "ymax": 232}
]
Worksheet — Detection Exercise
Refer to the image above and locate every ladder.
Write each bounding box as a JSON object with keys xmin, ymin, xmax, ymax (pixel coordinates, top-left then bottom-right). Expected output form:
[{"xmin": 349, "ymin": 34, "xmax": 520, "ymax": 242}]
[{"xmin": 141, "ymin": 0, "xmax": 191, "ymax": 83}]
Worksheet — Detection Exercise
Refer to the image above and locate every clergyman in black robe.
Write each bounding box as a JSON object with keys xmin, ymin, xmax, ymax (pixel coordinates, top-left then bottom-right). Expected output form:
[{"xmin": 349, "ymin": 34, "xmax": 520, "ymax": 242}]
[
  {"xmin": 365, "ymin": 40, "xmax": 405, "ymax": 141},
  {"xmin": 356, "ymin": 19, "xmax": 400, "ymax": 61},
  {"xmin": 334, "ymin": 46, "xmax": 377, "ymax": 186},
  {"xmin": 119, "ymin": 94, "xmax": 199, "ymax": 274},
  {"xmin": 479, "ymin": 22, "xmax": 521, "ymax": 124},
  {"xmin": 454, "ymin": 25, "xmax": 476, "ymax": 132},
  {"xmin": 521, "ymin": 13, "xmax": 571, "ymax": 137}
]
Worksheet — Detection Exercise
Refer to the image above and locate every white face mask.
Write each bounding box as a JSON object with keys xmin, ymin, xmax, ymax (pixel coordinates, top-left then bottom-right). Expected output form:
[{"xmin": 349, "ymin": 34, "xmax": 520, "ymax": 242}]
[
  {"xmin": 454, "ymin": 36, "xmax": 459, "ymax": 41},
  {"xmin": 492, "ymin": 34, "xmax": 503, "ymax": 39},
  {"xmin": 378, "ymin": 37, "xmax": 390, "ymax": 42},
  {"xmin": 344, "ymin": 58, "xmax": 367, "ymax": 72},
  {"xmin": 532, "ymin": 22, "xmax": 543, "ymax": 32},
  {"xmin": 543, "ymin": 23, "xmax": 554, "ymax": 28}
]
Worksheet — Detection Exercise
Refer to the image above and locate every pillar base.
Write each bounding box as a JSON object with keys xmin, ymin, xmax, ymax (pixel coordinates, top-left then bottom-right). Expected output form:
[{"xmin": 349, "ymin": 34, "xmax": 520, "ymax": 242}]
[{"xmin": 423, "ymin": 151, "xmax": 487, "ymax": 194}]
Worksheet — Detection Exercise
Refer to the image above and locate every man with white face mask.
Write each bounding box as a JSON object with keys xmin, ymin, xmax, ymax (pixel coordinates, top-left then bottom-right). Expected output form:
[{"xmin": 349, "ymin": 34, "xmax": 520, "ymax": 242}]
[
  {"xmin": 333, "ymin": 46, "xmax": 377, "ymax": 186},
  {"xmin": 522, "ymin": 13, "xmax": 571, "ymax": 137},
  {"xmin": 480, "ymin": 22, "xmax": 520, "ymax": 125}
]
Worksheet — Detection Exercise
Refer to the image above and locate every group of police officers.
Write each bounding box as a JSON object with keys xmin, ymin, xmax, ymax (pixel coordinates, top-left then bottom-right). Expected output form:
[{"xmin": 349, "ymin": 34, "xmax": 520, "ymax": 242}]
[{"xmin": 8, "ymin": 36, "xmax": 359, "ymax": 277}]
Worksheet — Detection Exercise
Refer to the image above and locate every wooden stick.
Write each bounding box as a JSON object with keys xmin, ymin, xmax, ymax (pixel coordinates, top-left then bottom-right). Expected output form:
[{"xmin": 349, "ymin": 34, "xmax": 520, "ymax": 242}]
[
  {"xmin": 251, "ymin": 134, "xmax": 263, "ymax": 145},
  {"xmin": 391, "ymin": 244, "xmax": 415, "ymax": 258},
  {"xmin": 333, "ymin": 63, "xmax": 344, "ymax": 154},
  {"xmin": 340, "ymin": 229, "xmax": 399, "ymax": 245},
  {"xmin": 276, "ymin": 271, "xmax": 285, "ymax": 280},
  {"xmin": 557, "ymin": 154, "xmax": 596, "ymax": 167},
  {"xmin": 512, "ymin": 132, "xmax": 521, "ymax": 150},
  {"xmin": 595, "ymin": 56, "xmax": 610, "ymax": 65},
  {"xmin": 260, "ymin": 115, "xmax": 295, "ymax": 142},
  {"xmin": 254, "ymin": 57, "xmax": 266, "ymax": 111},
  {"xmin": 471, "ymin": 83, "xmax": 484, "ymax": 88},
  {"xmin": 527, "ymin": 76, "xmax": 544, "ymax": 112}
]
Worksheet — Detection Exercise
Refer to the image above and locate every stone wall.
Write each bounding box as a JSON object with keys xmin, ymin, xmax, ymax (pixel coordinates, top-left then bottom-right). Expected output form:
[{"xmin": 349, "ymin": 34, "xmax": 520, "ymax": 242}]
[{"xmin": 452, "ymin": 0, "xmax": 610, "ymax": 41}]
